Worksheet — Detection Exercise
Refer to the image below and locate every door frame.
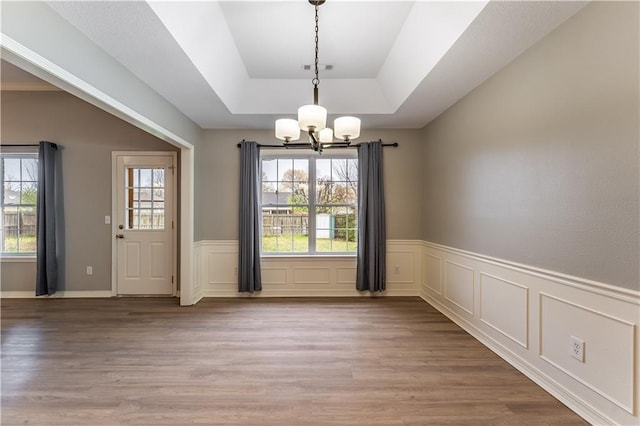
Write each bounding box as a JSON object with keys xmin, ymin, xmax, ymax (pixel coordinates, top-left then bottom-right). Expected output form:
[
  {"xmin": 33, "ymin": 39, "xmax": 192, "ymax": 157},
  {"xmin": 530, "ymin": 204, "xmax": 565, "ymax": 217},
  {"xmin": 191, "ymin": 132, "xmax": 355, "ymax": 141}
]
[{"xmin": 111, "ymin": 151, "xmax": 178, "ymax": 297}]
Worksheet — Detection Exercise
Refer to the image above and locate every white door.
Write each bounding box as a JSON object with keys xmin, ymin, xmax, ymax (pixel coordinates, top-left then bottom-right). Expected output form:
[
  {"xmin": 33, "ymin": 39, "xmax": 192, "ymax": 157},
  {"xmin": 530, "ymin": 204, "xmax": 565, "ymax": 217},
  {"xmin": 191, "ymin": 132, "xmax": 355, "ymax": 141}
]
[{"xmin": 114, "ymin": 154, "xmax": 176, "ymax": 295}]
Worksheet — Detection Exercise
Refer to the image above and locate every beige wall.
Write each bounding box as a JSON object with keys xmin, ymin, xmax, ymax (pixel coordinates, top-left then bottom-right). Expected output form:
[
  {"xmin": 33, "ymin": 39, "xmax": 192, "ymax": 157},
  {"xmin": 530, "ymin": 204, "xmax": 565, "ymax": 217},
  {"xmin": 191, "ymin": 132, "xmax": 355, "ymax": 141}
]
[
  {"xmin": 421, "ymin": 1, "xmax": 639, "ymax": 290},
  {"xmin": 1, "ymin": 90, "xmax": 177, "ymax": 292},
  {"xmin": 196, "ymin": 129, "xmax": 424, "ymax": 241}
]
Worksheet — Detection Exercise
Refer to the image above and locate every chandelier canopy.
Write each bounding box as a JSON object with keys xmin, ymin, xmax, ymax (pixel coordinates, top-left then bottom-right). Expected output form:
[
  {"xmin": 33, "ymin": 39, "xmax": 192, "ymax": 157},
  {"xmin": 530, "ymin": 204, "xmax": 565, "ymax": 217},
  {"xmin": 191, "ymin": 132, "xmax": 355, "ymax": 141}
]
[{"xmin": 274, "ymin": 0, "xmax": 361, "ymax": 152}]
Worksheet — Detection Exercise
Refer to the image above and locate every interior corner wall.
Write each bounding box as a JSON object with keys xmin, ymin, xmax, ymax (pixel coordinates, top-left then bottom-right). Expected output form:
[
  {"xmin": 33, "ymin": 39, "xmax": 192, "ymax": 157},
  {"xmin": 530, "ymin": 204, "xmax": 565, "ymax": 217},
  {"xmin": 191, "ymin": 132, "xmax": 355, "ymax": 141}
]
[
  {"xmin": 196, "ymin": 128, "xmax": 424, "ymax": 242},
  {"xmin": 420, "ymin": 1, "xmax": 639, "ymax": 290},
  {"xmin": 1, "ymin": 90, "xmax": 178, "ymax": 293}
]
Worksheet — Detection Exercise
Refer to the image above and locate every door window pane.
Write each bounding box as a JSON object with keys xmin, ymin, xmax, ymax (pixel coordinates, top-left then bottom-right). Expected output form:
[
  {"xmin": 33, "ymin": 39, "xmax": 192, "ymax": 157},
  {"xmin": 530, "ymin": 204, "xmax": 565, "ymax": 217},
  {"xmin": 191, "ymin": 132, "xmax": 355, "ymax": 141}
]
[{"xmin": 126, "ymin": 167, "xmax": 166, "ymax": 230}]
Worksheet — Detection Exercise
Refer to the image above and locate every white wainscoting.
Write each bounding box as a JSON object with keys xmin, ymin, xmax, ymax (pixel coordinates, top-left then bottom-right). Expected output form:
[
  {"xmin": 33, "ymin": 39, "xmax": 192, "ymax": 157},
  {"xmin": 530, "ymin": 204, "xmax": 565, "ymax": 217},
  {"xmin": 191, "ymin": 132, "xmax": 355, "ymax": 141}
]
[
  {"xmin": 193, "ymin": 240, "xmax": 421, "ymax": 298},
  {"xmin": 420, "ymin": 241, "xmax": 639, "ymax": 426}
]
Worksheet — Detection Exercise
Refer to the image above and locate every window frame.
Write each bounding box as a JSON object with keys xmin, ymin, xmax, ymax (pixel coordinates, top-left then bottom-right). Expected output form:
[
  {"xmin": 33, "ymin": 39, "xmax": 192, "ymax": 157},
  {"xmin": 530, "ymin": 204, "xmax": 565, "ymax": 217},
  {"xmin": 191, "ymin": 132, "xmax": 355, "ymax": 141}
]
[
  {"xmin": 0, "ymin": 148, "xmax": 39, "ymax": 259},
  {"xmin": 260, "ymin": 150, "xmax": 358, "ymax": 256}
]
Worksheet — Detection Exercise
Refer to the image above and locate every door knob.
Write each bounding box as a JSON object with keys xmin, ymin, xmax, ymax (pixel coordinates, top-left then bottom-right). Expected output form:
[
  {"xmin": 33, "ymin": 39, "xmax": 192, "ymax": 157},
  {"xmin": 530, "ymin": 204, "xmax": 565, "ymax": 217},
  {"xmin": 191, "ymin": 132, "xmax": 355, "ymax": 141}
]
[{"xmin": 116, "ymin": 234, "xmax": 125, "ymax": 239}]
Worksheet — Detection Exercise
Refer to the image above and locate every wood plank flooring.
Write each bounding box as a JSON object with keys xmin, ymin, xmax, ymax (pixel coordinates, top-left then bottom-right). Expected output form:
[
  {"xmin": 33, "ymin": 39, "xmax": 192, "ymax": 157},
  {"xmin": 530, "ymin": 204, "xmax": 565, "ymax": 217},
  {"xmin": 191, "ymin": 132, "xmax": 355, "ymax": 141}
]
[{"xmin": 1, "ymin": 297, "xmax": 587, "ymax": 425}]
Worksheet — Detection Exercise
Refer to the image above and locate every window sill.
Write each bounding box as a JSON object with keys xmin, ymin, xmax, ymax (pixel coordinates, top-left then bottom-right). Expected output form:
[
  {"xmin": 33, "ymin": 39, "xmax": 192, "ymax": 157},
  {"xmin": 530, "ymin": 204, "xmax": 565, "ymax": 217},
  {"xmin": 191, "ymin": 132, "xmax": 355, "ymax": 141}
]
[
  {"xmin": 261, "ymin": 254, "xmax": 356, "ymax": 259},
  {"xmin": 0, "ymin": 256, "xmax": 37, "ymax": 263}
]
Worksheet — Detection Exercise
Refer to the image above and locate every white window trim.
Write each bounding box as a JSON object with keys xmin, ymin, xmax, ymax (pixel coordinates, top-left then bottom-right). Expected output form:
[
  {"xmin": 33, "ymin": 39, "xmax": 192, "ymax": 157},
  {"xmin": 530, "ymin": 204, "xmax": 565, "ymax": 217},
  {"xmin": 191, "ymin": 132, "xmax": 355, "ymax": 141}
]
[
  {"xmin": 261, "ymin": 254, "xmax": 357, "ymax": 260},
  {"xmin": 1, "ymin": 255, "xmax": 36, "ymax": 263},
  {"xmin": 260, "ymin": 149, "xmax": 358, "ymax": 257}
]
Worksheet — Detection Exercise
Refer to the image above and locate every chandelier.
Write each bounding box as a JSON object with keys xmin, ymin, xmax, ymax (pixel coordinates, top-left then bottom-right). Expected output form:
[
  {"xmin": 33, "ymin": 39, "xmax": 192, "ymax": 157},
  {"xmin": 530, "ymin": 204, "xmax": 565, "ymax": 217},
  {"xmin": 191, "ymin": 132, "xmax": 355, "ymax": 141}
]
[{"xmin": 274, "ymin": 0, "xmax": 361, "ymax": 152}]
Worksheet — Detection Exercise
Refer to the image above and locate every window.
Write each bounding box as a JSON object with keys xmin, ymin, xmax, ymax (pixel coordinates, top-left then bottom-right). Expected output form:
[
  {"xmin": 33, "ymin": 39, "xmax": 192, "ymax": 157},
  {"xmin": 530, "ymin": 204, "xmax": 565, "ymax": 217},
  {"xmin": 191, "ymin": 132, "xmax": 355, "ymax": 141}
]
[
  {"xmin": 125, "ymin": 167, "xmax": 166, "ymax": 230},
  {"xmin": 260, "ymin": 153, "xmax": 358, "ymax": 254},
  {"xmin": 1, "ymin": 152, "xmax": 38, "ymax": 255}
]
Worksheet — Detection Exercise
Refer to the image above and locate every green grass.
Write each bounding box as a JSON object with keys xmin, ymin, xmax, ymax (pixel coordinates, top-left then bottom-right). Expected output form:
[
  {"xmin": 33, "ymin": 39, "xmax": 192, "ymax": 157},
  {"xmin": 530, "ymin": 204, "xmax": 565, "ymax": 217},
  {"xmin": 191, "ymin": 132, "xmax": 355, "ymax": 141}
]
[
  {"xmin": 2, "ymin": 235, "xmax": 36, "ymax": 253},
  {"xmin": 262, "ymin": 234, "xmax": 356, "ymax": 253}
]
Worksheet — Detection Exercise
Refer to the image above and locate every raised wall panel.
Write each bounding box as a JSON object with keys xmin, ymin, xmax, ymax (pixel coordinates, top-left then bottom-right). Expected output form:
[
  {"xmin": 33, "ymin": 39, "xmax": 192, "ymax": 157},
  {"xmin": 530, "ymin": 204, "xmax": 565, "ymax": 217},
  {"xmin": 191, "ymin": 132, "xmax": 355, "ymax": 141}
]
[
  {"xmin": 444, "ymin": 260, "xmax": 474, "ymax": 315},
  {"xmin": 540, "ymin": 293, "xmax": 636, "ymax": 414},
  {"xmin": 423, "ymin": 253, "xmax": 442, "ymax": 294},
  {"xmin": 194, "ymin": 249, "xmax": 202, "ymax": 292},
  {"xmin": 262, "ymin": 267, "xmax": 287, "ymax": 286},
  {"xmin": 208, "ymin": 252, "xmax": 236, "ymax": 284},
  {"xmin": 293, "ymin": 267, "xmax": 330, "ymax": 285},
  {"xmin": 387, "ymin": 250, "xmax": 415, "ymax": 283},
  {"xmin": 480, "ymin": 273, "xmax": 528, "ymax": 348},
  {"xmin": 336, "ymin": 267, "xmax": 356, "ymax": 285}
]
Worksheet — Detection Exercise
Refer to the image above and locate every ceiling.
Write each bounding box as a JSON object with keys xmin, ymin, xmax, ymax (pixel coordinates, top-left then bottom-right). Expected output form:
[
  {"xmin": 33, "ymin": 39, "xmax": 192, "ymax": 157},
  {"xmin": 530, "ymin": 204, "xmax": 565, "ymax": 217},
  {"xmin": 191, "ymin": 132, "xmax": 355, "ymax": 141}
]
[{"xmin": 3, "ymin": 1, "xmax": 588, "ymax": 130}]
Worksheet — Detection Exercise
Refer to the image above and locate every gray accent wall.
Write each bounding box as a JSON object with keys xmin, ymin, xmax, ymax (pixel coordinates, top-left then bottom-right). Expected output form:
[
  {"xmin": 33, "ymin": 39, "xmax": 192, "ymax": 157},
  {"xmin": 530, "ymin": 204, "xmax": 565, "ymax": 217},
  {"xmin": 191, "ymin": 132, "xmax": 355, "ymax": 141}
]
[
  {"xmin": 196, "ymin": 129, "xmax": 423, "ymax": 241},
  {"xmin": 1, "ymin": 91, "xmax": 177, "ymax": 292},
  {"xmin": 421, "ymin": 1, "xmax": 639, "ymax": 290}
]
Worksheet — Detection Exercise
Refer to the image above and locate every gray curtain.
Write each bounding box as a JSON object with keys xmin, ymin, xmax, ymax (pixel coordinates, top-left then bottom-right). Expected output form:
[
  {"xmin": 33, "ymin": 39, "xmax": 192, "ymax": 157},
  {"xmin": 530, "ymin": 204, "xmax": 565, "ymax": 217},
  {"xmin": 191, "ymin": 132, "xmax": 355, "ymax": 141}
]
[
  {"xmin": 36, "ymin": 141, "xmax": 61, "ymax": 296},
  {"xmin": 356, "ymin": 141, "xmax": 386, "ymax": 292},
  {"xmin": 238, "ymin": 141, "xmax": 262, "ymax": 293}
]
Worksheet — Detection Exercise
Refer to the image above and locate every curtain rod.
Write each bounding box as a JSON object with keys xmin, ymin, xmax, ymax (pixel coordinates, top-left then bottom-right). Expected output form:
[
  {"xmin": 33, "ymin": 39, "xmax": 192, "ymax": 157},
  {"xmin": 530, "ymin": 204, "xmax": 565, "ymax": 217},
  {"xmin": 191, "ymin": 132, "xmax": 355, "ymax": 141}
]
[{"xmin": 236, "ymin": 140, "xmax": 399, "ymax": 149}]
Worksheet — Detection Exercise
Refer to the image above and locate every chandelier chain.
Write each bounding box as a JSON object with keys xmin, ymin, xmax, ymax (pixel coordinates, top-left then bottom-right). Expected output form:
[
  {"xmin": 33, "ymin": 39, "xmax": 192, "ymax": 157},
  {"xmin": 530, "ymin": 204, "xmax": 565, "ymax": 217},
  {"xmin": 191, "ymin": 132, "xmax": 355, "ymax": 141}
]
[{"xmin": 313, "ymin": 4, "xmax": 320, "ymax": 88}]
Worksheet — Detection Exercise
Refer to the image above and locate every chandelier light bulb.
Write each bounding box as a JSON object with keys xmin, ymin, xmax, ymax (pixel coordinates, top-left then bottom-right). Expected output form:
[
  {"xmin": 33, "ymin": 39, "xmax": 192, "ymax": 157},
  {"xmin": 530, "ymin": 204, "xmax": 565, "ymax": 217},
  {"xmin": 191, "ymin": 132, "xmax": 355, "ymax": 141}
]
[
  {"xmin": 319, "ymin": 127, "xmax": 333, "ymax": 143},
  {"xmin": 334, "ymin": 116, "xmax": 361, "ymax": 141},
  {"xmin": 298, "ymin": 104, "xmax": 327, "ymax": 131},
  {"xmin": 275, "ymin": 119, "xmax": 301, "ymax": 141}
]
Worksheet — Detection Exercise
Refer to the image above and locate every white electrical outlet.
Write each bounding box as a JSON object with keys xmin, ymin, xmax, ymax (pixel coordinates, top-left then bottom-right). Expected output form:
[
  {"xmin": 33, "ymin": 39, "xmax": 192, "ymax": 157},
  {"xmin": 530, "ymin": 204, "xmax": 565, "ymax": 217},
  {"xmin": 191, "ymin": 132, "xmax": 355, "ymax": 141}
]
[
  {"xmin": 570, "ymin": 336, "xmax": 585, "ymax": 362},
  {"xmin": 86, "ymin": 266, "xmax": 93, "ymax": 275},
  {"xmin": 105, "ymin": 215, "xmax": 111, "ymax": 225}
]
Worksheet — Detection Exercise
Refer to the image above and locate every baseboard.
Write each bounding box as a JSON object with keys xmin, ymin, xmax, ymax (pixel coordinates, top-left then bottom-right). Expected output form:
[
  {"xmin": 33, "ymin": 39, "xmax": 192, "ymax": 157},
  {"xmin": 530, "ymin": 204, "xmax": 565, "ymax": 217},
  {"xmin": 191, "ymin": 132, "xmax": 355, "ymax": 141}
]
[
  {"xmin": 202, "ymin": 288, "xmax": 419, "ymax": 298},
  {"xmin": 1, "ymin": 290, "xmax": 113, "ymax": 298}
]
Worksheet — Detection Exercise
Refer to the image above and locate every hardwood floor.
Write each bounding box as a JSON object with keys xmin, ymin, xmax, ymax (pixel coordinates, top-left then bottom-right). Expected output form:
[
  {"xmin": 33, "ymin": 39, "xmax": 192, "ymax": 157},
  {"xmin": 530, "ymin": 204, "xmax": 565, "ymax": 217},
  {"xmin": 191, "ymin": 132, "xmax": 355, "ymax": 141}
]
[{"xmin": 1, "ymin": 297, "xmax": 587, "ymax": 425}]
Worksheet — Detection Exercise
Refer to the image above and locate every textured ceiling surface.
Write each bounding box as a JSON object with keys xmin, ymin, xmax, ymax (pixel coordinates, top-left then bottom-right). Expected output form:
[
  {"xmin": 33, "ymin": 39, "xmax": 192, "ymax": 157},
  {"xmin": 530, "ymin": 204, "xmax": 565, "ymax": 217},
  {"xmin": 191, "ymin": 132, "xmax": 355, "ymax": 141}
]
[{"xmin": 3, "ymin": 1, "xmax": 588, "ymax": 130}]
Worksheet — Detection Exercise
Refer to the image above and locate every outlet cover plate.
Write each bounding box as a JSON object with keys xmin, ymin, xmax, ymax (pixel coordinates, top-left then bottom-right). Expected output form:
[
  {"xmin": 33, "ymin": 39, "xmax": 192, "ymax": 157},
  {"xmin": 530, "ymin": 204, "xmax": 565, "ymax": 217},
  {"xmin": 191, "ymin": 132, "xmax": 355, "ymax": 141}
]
[{"xmin": 570, "ymin": 336, "xmax": 585, "ymax": 362}]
